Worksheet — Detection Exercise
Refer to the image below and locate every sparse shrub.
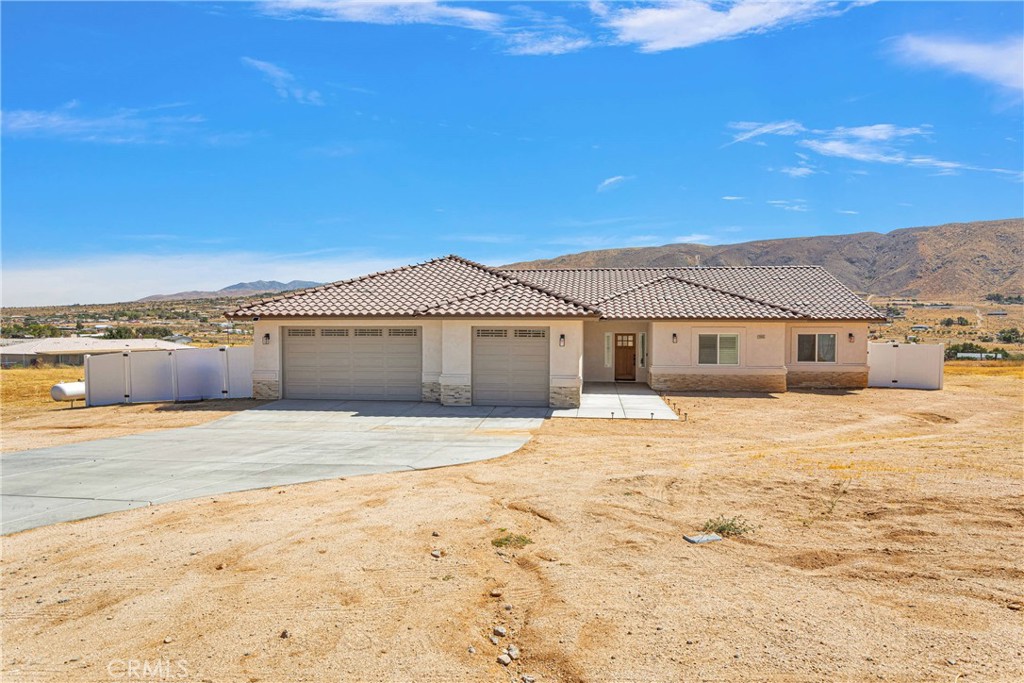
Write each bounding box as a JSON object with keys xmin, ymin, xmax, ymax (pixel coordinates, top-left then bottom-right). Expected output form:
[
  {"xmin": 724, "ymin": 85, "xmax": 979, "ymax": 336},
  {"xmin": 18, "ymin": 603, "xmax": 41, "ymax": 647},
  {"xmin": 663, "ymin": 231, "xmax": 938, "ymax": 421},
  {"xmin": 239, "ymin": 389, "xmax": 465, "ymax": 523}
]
[
  {"xmin": 700, "ymin": 515, "xmax": 755, "ymax": 537},
  {"xmin": 492, "ymin": 533, "xmax": 533, "ymax": 549}
]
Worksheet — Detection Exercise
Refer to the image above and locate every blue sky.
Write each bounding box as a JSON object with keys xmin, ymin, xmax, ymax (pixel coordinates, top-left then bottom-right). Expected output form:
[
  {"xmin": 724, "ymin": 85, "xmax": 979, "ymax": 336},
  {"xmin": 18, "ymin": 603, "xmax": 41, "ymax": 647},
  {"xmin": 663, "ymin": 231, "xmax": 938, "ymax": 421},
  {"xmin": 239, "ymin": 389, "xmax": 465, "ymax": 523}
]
[{"xmin": 2, "ymin": 1, "xmax": 1022, "ymax": 305}]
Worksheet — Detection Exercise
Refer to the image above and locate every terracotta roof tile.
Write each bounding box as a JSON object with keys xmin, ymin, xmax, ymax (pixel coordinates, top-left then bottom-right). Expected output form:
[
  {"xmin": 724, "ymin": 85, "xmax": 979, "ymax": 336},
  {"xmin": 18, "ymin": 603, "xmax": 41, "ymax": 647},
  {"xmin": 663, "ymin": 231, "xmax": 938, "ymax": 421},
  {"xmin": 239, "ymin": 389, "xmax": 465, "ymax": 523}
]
[{"xmin": 226, "ymin": 256, "xmax": 883, "ymax": 321}]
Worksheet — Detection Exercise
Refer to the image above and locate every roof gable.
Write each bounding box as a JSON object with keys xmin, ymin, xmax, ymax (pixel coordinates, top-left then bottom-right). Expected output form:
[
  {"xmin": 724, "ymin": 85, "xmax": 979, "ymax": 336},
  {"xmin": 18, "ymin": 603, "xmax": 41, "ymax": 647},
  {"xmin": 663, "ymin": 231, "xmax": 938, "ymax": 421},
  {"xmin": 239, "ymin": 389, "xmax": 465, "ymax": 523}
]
[
  {"xmin": 227, "ymin": 256, "xmax": 596, "ymax": 318},
  {"xmin": 598, "ymin": 276, "xmax": 805, "ymax": 320}
]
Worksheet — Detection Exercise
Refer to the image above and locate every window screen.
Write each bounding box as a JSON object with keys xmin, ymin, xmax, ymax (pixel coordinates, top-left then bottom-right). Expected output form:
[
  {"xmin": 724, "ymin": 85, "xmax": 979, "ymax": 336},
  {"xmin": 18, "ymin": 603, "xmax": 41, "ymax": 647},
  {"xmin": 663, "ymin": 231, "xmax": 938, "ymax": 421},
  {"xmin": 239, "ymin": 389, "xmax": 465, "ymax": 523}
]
[
  {"xmin": 797, "ymin": 334, "xmax": 816, "ymax": 362},
  {"xmin": 698, "ymin": 335, "xmax": 718, "ymax": 364},
  {"xmin": 798, "ymin": 333, "xmax": 836, "ymax": 362},
  {"xmin": 817, "ymin": 334, "xmax": 836, "ymax": 362},
  {"xmin": 699, "ymin": 334, "xmax": 739, "ymax": 365}
]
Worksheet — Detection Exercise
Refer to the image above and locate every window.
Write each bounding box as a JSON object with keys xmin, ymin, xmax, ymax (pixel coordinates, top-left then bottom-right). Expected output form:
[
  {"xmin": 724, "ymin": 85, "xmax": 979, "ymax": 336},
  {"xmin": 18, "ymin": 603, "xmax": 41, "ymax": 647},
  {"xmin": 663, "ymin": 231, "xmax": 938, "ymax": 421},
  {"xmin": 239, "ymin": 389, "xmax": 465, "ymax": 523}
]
[
  {"xmin": 797, "ymin": 333, "xmax": 836, "ymax": 363},
  {"xmin": 639, "ymin": 332, "xmax": 647, "ymax": 368},
  {"xmin": 604, "ymin": 333, "xmax": 613, "ymax": 367},
  {"xmin": 698, "ymin": 334, "xmax": 739, "ymax": 365}
]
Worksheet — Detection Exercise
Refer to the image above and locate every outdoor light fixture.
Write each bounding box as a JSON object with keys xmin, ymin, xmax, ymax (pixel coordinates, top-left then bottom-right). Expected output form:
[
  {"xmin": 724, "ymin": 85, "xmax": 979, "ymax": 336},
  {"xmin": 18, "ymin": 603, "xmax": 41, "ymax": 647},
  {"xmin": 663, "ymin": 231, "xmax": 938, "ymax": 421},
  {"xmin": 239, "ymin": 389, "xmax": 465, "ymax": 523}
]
[
  {"xmin": 848, "ymin": 332, "xmax": 855, "ymax": 343},
  {"xmin": 262, "ymin": 333, "xmax": 271, "ymax": 345},
  {"xmin": 672, "ymin": 333, "xmax": 678, "ymax": 344},
  {"xmin": 559, "ymin": 334, "xmax": 566, "ymax": 347}
]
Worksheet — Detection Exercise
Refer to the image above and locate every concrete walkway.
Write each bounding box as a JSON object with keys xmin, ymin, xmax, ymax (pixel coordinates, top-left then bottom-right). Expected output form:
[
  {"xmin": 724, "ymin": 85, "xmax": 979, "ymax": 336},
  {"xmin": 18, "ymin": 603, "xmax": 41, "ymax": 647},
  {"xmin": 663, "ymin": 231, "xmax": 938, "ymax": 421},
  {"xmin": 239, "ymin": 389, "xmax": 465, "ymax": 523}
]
[
  {"xmin": 1, "ymin": 400, "xmax": 546, "ymax": 535},
  {"xmin": 551, "ymin": 382, "xmax": 679, "ymax": 420}
]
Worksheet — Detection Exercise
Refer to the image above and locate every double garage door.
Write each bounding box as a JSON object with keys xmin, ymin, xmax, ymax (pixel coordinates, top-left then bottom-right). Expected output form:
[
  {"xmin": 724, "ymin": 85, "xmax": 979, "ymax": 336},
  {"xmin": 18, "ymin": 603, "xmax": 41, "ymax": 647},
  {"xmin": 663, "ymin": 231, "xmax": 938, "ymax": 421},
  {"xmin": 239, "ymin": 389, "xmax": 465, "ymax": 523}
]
[
  {"xmin": 283, "ymin": 325, "xmax": 550, "ymax": 405},
  {"xmin": 283, "ymin": 327, "xmax": 422, "ymax": 400},
  {"xmin": 472, "ymin": 327, "xmax": 549, "ymax": 407}
]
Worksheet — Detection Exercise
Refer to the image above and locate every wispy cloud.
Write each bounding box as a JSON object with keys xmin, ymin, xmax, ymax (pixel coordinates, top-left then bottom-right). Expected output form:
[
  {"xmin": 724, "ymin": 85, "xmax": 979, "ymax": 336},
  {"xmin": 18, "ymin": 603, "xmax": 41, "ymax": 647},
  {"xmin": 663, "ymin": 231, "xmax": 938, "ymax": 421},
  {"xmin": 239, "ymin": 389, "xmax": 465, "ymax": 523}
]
[
  {"xmin": 241, "ymin": 57, "xmax": 324, "ymax": 105},
  {"xmin": 767, "ymin": 199, "xmax": 810, "ymax": 212},
  {"xmin": 673, "ymin": 233, "xmax": 713, "ymax": 244},
  {"xmin": 1, "ymin": 100, "xmax": 204, "ymax": 144},
  {"xmin": 720, "ymin": 195, "xmax": 744, "ymax": 201},
  {"xmin": 726, "ymin": 119, "xmax": 805, "ymax": 145},
  {"xmin": 836, "ymin": 209, "xmax": 859, "ymax": 215},
  {"xmin": 262, "ymin": 0, "xmax": 504, "ymax": 31},
  {"xmin": 599, "ymin": 0, "xmax": 855, "ymax": 53},
  {"xmin": 505, "ymin": 32, "xmax": 592, "ymax": 56},
  {"xmin": 892, "ymin": 34, "xmax": 1024, "ymax": 93},
  {"xmin": 596, "ymin": 175, "xmax": 633, "ymax": 192},
  {"xmin": 728, "ymin": 119, "xmax": 1018, "ymax": 178}
]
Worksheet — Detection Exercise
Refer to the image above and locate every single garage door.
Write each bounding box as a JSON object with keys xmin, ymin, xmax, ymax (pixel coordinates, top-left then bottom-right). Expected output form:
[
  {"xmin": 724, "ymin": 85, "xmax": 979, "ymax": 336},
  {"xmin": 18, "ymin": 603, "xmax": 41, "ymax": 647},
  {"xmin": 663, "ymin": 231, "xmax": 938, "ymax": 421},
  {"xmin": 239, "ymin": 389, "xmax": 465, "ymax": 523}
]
[
  {"xmin": 283, "ymin": 327, "xmax": 422, "ymax": 400},
  {"xmin": 472, "ymin": 327, "xmax": 550, "ymax": 407}
]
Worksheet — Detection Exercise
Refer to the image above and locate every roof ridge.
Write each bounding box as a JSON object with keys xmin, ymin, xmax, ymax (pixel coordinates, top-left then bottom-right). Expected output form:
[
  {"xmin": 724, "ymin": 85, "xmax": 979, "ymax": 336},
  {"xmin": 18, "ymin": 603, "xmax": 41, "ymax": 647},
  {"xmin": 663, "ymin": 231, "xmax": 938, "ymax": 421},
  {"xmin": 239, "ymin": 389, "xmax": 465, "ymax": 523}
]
[
  {"xmin": 666, "ymin": 275, "xmax": 809, "ymax": 317},
  {"xmin": 592, "ymin": 274, "xmax": 679, "ymax": 305},
  {"xmin": 449, "ymin": 255, "xmax": 599, "ymax": 314},
  {"xmin": 225, "ymin": 255, "xmax": 457, "ymax": 317},
  {"xmin": 499, "ymin": 265, "xmax": 827, "ymax": 273}
]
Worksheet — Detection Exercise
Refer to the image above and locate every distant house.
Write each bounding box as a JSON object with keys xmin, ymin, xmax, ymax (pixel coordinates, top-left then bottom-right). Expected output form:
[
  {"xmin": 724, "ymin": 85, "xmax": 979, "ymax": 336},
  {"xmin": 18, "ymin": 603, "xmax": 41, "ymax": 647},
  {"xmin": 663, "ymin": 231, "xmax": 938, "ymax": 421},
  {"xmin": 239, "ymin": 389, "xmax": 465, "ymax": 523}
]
[
  {"xmin": 226, "ymin": 255, "xmax": 884, "ymax": 405},
  {"xmin": 910, "ymin": 325, "xmax": 931, "ymax": 331},
  {"xmin": 986, "ymin": 310, "xmax": 1008, "ymax": 316},
  {"xmin": 162, "ymin": 334, "xmax": 194, "ymax": 344},
  {"xmin": 0, "ymin": 338, "xmax": 192, "ymax": 368}
]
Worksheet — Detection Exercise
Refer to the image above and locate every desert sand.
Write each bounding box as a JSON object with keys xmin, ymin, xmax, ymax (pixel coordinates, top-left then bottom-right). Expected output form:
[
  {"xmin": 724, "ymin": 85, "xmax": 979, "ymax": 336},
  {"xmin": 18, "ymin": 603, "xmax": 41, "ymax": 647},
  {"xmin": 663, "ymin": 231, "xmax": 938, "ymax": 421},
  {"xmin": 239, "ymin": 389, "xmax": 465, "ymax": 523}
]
[{"xmin": 2, "ymin": 366, "xmax": 1022, "ymax": 682}]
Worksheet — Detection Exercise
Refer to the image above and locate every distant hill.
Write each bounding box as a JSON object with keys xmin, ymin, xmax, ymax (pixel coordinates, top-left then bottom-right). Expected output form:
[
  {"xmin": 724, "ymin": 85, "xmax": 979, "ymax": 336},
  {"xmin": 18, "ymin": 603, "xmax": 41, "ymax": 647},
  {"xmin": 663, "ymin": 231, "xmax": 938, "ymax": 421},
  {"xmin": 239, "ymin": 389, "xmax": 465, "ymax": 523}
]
[
  {"xmin": 139, "ymin": 280, "xmax": 322, "ymax": 302},
  {"xmin": 504, "ymin": 218, "xmax": 1024, "ymax": 300}
]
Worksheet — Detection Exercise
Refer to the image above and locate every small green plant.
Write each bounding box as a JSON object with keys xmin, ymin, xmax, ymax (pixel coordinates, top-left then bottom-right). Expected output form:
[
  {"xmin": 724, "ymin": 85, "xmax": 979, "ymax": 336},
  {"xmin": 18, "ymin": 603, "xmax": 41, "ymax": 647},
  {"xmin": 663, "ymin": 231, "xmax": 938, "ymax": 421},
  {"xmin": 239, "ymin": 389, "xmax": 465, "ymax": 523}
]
[
  {"xmin": 492, "ymin": 533, "xmax": 533, "ymax": 549},
  {"xmin": 701, "ymin": 515, "xmax": 755, "ymax": 537}
]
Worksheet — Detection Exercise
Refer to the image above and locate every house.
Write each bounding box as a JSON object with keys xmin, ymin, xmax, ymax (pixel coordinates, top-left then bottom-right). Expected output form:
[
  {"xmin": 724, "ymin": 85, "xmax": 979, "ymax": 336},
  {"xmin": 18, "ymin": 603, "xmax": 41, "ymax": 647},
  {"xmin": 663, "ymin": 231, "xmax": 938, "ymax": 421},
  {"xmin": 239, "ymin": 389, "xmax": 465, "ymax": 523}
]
[
  {"xmin": 225, "ymin": 255, "xmax": 885, "ymax": 408},
  {"xmin": 910, "ymin": 325, "xmax": 932, "ymax": 331},
  {"xmin": 0, "ymin": 338, "xmax": 192, "ymax": 368}
]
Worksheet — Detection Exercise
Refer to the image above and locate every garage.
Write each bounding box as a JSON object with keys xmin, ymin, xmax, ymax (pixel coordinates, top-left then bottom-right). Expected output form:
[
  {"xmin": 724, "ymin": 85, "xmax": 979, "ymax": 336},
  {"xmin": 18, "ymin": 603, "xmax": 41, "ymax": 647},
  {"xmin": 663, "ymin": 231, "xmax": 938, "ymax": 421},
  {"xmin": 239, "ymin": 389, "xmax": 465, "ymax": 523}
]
[
  {"xmin": 472, "ymin": 327, "xmax": 550, "ymax": 406},
  {"xmin": 283, "ymin": 327, "xmax": 422, "ymax": 400}
]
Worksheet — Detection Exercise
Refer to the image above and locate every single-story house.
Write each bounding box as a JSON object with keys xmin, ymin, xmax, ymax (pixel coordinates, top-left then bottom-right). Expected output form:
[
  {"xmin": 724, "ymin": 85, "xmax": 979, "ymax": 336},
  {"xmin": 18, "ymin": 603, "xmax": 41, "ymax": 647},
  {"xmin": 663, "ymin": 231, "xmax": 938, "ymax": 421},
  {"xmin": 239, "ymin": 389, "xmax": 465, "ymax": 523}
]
[
  {"xmin": 226, "ymin": 255, "xmax": 885, "ymax": 408},
  {"xmin": 0, "ymin": 338, "xmax": 192, "ymax": 368}
]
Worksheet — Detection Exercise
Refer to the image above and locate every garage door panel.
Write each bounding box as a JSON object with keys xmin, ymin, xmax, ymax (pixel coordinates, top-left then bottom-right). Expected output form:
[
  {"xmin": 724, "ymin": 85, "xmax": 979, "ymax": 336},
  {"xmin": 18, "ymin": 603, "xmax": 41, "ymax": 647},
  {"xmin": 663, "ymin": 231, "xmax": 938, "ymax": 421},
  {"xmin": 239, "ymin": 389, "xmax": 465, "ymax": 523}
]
[
  {"xmin": 284, "ymin": 327, "xmax": 422, "ymax": 400},
  {"xmin": 472, "ymin": 328, "xmax": 549, "ymax": 407}
]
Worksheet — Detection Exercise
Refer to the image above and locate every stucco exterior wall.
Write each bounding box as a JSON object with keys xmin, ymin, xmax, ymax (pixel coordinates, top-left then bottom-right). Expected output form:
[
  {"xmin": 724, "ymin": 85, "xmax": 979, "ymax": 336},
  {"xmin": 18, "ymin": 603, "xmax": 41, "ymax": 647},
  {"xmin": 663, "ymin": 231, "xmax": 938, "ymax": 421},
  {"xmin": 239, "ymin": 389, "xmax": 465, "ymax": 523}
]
[
  {"xmin": 582, "ymin": 320, "xmax": 651, "ymax": 383},
  {"xmin": 784, "ymin": 322, "xmax": 870, "ymax": 389},
  {"xmin": 250, "ymin": 317, "xmax": 584, "ymax": 407}
]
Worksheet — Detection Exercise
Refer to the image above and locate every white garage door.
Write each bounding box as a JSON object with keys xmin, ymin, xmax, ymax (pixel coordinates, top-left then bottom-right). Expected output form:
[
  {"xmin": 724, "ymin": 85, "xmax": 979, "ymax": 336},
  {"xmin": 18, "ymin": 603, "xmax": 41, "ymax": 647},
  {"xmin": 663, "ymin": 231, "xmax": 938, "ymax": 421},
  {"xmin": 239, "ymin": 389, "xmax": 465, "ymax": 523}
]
[
  {"xmin": 284, "ymin": 327, "xmax": 422, "ymax": 400},
  {"xmin": 472, "ymin": 327, "xmax": 550, "ymax": 407}
]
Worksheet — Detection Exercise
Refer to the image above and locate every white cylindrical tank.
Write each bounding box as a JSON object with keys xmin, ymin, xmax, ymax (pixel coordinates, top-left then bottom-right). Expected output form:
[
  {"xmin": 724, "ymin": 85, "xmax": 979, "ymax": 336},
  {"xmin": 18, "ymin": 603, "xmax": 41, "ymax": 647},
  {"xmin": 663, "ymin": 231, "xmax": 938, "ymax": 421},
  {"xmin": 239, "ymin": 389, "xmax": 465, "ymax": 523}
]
[{"xmin": 51, "ymin": 382, "xmax": 86, "ymax": 402}]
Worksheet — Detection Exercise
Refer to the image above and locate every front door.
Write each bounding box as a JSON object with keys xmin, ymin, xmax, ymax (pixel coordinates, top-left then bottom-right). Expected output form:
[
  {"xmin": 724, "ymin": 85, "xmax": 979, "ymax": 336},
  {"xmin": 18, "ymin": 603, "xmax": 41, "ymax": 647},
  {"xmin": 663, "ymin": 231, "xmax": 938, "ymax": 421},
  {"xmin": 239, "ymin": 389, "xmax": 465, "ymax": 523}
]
[{"xmin": 614, "ymin": 333, "xmax": 636, "ymax": 381}]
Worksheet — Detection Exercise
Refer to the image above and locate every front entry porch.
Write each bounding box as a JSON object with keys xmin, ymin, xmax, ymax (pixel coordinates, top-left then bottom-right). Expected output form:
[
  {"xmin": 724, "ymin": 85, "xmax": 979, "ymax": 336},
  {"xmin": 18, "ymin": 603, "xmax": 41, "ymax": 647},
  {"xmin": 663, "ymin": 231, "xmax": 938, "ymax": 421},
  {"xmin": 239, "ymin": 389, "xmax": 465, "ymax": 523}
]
[{"xmin": 551, "ymin": 382, "xmax": 678, "ymax": 421}]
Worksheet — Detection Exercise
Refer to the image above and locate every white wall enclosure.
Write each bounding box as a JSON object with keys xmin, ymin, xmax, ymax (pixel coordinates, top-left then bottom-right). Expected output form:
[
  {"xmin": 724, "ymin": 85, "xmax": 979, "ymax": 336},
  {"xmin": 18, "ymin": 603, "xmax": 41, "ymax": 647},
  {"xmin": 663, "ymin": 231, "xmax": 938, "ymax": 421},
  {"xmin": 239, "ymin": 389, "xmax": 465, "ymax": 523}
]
[
  {"xmin": 85, "ymin": 347, "xmax": 253, "ymax": 407},
  {"xmin": 867, "ymin": 342, "xmax": 944, "ymax": 390}
]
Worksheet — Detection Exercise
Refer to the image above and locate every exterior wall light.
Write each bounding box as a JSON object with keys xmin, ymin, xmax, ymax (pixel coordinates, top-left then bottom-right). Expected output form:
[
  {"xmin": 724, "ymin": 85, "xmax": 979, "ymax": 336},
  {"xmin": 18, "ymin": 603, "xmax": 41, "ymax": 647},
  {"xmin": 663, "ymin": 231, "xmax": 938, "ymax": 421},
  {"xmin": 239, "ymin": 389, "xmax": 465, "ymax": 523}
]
[
  {"xmin": 262, "ymin": 333, "xmax": 271, "ymax": 345},
  {"xmin": 848, "ymin": 332, "xmax": 855, "ymax": 343},
  {"xmin": 672, "ymin": 333, "xmax": 678, "ymax": 344},
  {"xmin": 559, "ymin": 334, "xmax": 566, "ymax": 347}
]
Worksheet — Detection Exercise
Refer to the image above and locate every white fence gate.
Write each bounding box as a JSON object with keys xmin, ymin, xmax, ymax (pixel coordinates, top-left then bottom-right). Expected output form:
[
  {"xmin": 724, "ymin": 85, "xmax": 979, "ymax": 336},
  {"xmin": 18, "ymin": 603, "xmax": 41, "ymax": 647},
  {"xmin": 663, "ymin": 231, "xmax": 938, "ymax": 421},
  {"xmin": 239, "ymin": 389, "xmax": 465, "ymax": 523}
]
[
  {"xmin": 867, "ymin": 342, "xmax": 944, "ymax": 390},
  {"xmin": 85, "ymin": 346, "xmax": 253, "ymax": 407}
]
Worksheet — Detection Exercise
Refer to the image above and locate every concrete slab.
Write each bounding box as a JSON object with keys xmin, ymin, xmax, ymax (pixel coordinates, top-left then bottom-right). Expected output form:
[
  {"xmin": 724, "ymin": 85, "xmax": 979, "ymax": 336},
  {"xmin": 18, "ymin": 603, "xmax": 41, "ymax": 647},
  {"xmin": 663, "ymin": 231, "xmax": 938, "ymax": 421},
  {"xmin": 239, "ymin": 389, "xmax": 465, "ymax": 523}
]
[
  {"xmin": 1, "ymin": 402, "xmax": 544, "ymax": 535},
  {"xmin": 557, "ymin": 382, "xmax": 678, "ymax": 422}
]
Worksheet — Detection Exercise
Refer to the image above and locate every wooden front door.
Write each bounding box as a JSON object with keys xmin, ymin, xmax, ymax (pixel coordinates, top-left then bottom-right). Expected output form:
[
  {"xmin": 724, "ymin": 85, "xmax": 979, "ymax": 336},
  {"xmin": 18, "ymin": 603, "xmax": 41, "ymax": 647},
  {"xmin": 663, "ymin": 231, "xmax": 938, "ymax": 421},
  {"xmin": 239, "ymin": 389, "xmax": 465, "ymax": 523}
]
[{"xmin": 614, "ymin": 333, "xmax": 636, "ymax": 381}]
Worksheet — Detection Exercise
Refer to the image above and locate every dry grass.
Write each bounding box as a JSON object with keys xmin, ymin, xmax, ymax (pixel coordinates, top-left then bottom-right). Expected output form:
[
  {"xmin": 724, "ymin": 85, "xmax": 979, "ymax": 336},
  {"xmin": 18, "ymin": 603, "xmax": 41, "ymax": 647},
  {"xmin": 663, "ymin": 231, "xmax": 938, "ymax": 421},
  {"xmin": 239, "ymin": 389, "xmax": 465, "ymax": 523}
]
[
  {"xmin": 944, "ymin": 360, "xmax": 1024, "ymax": 378},
  {"xmin": 1, "ymin": 367, "xmax": 85, "ymax": 410}
]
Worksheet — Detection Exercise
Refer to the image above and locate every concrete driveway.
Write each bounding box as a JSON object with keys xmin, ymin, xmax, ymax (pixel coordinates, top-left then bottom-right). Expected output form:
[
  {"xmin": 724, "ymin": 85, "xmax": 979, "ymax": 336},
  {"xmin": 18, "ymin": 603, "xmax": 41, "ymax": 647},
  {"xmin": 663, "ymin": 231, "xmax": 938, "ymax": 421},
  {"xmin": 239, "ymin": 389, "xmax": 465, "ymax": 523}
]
[{"xmin": 1, "ymin": 400, "xmax": 545, "ymax": 534}]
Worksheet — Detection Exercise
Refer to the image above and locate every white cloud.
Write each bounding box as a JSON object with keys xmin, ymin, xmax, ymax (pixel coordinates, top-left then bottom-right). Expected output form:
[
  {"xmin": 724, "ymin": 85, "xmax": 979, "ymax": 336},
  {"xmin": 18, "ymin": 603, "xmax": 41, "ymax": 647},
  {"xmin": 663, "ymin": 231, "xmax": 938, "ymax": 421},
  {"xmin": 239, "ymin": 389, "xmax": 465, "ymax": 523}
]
[
  {"xmin": 672, "ymin": 233, "xmax": 713, "ymax": 244},
  {"xmin": 596, "ymin": 175, "xmax": 632, "ymax": 192},
  {"xmin": 600, "ymin": 0, "xmax": 852, "ymax": 53},
  {"xmin": 1, "ymin": 101, "xmax": 205, "ymax": 144},
  {"xmin": 727, "ymin": 119, "xmax": 805, "ymax": 145},
  {"xmin": 836, "ymin": 209, "xmax": 859, "ymax": 215},
  {"xmin": 893, "ymin": 34, "xmax": 1024, "ymax": 92},
  {"xmin": 1, "ymin": 251, "xmax": 411, "ymax": 307},
  {"xmin": 767, "ymin": 199, "xmax": 809, "ymax": 212},
  {"xmin": 720, "ymin": 195, "xmax": 744, "ymax": 201},
  {"xmin": 504, "ymin": 32, "xmax": 592, "ymax": 56},
  {"xmin": 778, "ymin": 165, "xmax": 815, "ymax": 178},
  {"xmin": 241, "ymin": 57, "xmax": 324, "ymax": 105},
  {"xmin": 262, "ymin": 0, "xmax": 504, "ymax": 31}
]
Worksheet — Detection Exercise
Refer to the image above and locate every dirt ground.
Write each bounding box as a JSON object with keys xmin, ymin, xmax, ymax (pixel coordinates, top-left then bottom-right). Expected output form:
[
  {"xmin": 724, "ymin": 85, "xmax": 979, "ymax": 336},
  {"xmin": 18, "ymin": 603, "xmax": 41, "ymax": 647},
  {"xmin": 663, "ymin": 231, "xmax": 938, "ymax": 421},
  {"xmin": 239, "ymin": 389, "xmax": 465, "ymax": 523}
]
[
  {"xmin": 1, "ymin": 367, "xmax": 1022, "ymax": 682},
  {"xmin": 1, "ymin": 367, "xmax": 260, "ymax": 453}
]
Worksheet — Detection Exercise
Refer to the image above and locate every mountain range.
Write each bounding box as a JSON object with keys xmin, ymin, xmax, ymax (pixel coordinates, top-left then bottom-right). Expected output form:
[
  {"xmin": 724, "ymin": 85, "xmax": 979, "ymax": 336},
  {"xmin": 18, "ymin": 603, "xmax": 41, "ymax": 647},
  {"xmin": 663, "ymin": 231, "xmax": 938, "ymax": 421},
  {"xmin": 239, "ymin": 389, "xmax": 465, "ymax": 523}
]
[
  {"xmin": 139, "ymin": 280, "xmax": 322, "ymax": 302},
  {"xmin": 505, "ymin": 218, "xmax": 1023, "ymax": 300}
]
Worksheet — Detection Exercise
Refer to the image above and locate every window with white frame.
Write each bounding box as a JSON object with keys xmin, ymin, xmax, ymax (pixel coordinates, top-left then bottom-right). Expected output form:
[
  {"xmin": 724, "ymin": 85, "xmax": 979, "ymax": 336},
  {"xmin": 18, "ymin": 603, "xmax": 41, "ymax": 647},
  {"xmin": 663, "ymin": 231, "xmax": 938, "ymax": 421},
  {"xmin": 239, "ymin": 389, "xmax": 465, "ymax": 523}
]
[
  {"xmin": 797, "ymin": 333, "xmax": 836, "ymax": 363},
  {"xmin": 698, "ymin": 334, "xmax": 739, "ymax": 365}
]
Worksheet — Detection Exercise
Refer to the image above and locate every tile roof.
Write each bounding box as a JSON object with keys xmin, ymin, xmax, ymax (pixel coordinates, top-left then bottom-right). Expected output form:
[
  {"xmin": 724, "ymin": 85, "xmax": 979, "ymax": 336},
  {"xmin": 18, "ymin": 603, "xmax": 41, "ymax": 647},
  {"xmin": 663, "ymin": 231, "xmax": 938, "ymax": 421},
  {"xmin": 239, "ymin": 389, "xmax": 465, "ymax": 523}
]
[
  {"xmin": 597, "ymin": 276, "xmax": 804, "ymax": 320},
  {"xmin": 502, "ymin": 266, "xmax": 884, "ymax": 321},
  {"xmin": 227, "ymin": 256, "xmax": 596, "ymax": 319},
  {"xmin": 226, "ymin": 256, "xmax": 884, "ymax": 321}
]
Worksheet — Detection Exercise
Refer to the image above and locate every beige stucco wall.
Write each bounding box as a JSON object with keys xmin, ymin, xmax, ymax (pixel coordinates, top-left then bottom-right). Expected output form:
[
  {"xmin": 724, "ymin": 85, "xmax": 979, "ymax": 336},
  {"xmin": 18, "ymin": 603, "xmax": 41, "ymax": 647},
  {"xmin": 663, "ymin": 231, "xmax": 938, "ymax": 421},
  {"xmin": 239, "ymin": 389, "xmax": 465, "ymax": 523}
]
[
  {"xmin": 250, "ymin": 317, "xmax": 584, "ymax": 405},
  {"xmin": 648, "ymin": 320, "xmax": 788, "ymax": 372},
  {"xmin": 582, "ymin": 320, "xmax": 651, "ymax": 383},
  {"xmin": 784, "ymin": 322, "xmax": 870, "ymax": 369}
]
